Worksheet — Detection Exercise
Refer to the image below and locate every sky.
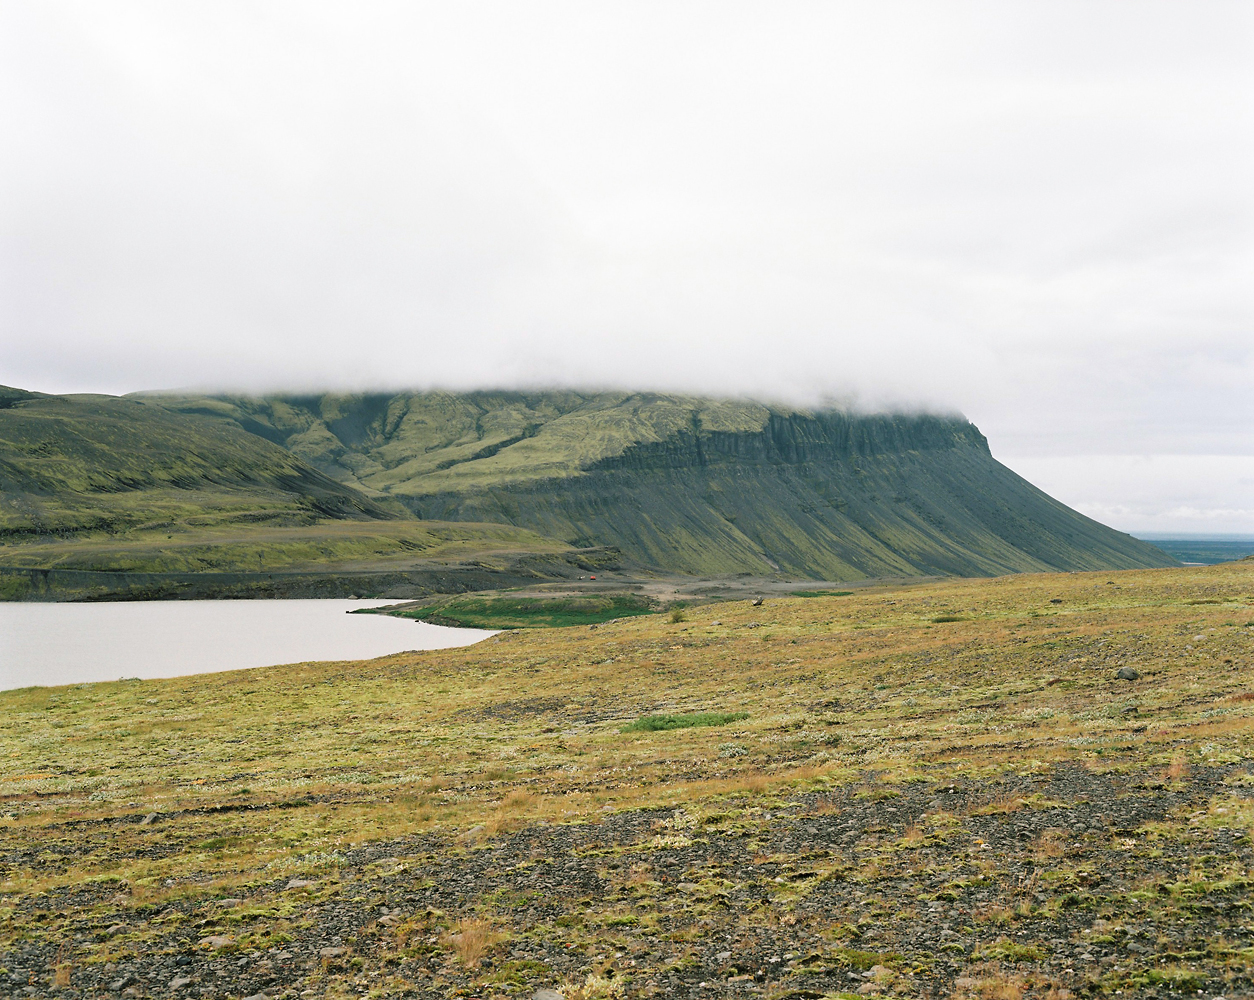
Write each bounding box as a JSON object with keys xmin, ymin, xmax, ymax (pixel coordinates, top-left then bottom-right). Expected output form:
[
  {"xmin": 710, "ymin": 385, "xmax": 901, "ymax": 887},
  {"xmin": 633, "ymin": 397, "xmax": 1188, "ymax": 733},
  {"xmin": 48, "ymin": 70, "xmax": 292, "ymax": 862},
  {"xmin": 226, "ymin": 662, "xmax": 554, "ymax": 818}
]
[{"xmin": 1, "ymin": 1, "xmax": 1252, "ymax": 534}]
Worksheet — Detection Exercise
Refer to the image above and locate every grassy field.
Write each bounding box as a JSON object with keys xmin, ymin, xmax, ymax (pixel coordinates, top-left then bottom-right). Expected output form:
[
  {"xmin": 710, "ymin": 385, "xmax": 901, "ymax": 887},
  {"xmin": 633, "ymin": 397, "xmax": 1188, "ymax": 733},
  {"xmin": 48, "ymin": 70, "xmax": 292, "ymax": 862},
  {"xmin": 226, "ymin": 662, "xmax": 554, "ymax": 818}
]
[
  {"xmin": 365, "ymin": 594, "xmax": 657, "ymax": 629},
  {"xmin": 1, "ymin": 562, "xmax": 1251, "ymax": 998}
]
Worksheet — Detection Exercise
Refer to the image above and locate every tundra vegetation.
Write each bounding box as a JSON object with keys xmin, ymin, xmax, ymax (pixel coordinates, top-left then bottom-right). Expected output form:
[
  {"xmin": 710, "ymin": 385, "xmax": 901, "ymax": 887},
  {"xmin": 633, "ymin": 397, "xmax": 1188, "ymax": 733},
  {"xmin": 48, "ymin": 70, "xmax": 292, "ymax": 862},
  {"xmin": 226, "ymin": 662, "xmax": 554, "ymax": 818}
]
[{"xmin": 1, "ymin": 562, "xmax": 1251, "ymax": 998}]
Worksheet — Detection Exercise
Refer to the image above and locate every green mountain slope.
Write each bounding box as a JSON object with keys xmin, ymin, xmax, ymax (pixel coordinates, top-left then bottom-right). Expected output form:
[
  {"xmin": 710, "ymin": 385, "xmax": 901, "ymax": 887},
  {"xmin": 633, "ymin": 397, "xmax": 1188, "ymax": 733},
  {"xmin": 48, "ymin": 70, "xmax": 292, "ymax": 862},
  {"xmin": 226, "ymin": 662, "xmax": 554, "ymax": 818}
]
[
  {"xmin": 153, "ymin": 390, "xmax": 1175, "ymax": 578},
  {"xmin": 0, "ymin": 388, "xmax": 597, "ymax": 599},
  {"xmin": 0, "ymin": 387, "xmax": 394, "ymax": 538}
]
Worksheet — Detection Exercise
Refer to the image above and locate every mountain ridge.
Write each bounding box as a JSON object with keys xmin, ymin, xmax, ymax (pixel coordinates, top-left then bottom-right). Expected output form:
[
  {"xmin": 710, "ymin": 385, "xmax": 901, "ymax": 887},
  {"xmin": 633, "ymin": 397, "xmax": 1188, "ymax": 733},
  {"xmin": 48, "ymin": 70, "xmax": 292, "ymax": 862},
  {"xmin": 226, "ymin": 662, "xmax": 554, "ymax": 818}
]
[{"xmin": 146, "ymin": 389, "xmax": 1173, "ymax": 578}]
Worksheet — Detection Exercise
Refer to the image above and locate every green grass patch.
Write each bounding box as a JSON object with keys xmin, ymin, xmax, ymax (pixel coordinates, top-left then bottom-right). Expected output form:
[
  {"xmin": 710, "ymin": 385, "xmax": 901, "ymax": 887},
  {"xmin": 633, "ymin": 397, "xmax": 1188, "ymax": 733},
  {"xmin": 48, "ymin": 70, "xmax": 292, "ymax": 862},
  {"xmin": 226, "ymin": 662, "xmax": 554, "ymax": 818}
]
[
  {"xmin": 830, "ymin": 947, "xmax": 899, "ymax": 970},
  {"xmin": 620, "ymin": 711, "xmax": 748, "ymax": 733},
  {"xmin": 931, "ymin": 615, "xmax": 965, "ymax": 623},
  {"xmin": 379, "ymin": 593, "xmax": 657, "ymax": 629},
  {"xmin": 974, "ymin": 937, "xmax": 1045, "ymax": 962}
]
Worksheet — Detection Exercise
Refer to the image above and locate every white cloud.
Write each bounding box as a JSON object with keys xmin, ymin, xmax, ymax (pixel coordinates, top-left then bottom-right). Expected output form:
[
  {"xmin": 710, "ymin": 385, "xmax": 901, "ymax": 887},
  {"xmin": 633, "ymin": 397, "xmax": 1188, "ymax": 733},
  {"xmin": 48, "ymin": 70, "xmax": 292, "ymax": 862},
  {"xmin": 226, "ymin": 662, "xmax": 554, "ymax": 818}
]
[
  {"xmin": 1, "ymin": 1, "xmax": 1251, "ymax": 527},
  {"xmin": 1002, "ymin": 454, "xmax": 1254, "ymax": 534}
]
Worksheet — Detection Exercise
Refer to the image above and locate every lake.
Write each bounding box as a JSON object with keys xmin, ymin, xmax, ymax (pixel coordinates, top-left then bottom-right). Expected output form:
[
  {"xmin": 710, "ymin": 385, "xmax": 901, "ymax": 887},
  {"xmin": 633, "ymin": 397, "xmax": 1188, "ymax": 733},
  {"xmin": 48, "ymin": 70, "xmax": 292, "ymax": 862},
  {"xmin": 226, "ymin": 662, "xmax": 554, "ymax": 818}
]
[{"xmin": 0, "ymin": 599, "xmax": 495, "ymax": 691}]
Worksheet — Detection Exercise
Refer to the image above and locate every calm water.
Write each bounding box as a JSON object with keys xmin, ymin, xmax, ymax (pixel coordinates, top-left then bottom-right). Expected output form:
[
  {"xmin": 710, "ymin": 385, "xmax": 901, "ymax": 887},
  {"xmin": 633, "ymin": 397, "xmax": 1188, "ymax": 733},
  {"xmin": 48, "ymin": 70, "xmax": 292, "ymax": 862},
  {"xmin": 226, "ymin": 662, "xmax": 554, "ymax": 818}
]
[{"xmin": 0, "ymin": 600, "xmax": 495, "ymax": 691}]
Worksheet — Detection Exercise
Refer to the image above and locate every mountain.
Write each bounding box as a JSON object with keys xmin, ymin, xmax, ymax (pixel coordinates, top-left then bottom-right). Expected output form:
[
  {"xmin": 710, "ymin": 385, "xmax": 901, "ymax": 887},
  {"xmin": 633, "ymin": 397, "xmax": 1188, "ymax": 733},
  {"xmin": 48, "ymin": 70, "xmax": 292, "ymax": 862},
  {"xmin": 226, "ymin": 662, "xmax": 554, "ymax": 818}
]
[
  {"xmin": 0, "ymin": 387, "xmax": 591, "ymax": 599},
  {"xmin": 150, "ymin": 390, "xmax": 1175, "ymax": 578},
  {"xmin": 0, "ymin": 387, "xmax": 393, "ymax": 538}
]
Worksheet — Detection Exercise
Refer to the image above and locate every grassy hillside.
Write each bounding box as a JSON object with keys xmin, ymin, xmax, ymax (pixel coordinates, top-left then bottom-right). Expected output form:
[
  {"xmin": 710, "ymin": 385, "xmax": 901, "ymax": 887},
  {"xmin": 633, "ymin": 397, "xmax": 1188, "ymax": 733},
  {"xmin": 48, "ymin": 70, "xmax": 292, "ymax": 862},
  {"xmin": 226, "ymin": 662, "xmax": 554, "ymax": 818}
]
[
  {"xmin": 0, "ymin": 388, "xmax": 602, "ymax": 598},
  {"xmin": 1, "ymin": 562, "xmax": 1251, "ymax": 997},
  {"xmin": 0, "ymin": 387, "xmax": 394, "ymax": 538},
  {"xmin": 157, "ymin": 390, "xmax": 1175, "ymax": 578},
  {"xmin": 0, "ymin": 520, "xmax": 572, "ymax": 575}
]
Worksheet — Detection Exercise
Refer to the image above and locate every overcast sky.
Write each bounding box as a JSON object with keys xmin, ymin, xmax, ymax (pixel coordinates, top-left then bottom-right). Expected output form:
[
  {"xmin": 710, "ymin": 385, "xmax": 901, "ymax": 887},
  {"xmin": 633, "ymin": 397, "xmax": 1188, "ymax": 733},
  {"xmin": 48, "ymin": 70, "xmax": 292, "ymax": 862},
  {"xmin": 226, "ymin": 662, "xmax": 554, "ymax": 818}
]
[{"xmin": 2, "ymin": 2, "xmax": 1251, "ymax": 534}]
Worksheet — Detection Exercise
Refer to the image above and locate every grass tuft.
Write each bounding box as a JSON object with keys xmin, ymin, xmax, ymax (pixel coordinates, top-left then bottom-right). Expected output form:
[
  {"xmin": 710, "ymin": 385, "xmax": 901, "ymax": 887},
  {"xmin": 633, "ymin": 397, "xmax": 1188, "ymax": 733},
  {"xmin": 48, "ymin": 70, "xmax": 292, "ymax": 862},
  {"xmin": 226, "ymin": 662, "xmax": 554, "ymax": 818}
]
[
  {"xmin": 621, "ymin": 711, "xmax": 748, "ymax": 733},
  {"xmin": 443, "ymin": 917, "xmax": 501, "ymax": 968}
]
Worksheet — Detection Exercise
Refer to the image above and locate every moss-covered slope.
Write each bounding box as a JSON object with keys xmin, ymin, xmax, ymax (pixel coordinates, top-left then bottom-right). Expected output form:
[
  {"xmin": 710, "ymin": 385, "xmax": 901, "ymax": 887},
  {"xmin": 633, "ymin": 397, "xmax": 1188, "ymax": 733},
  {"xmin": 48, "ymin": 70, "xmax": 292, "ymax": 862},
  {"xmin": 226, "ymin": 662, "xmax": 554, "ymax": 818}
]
[
  {"xmin": 155, "ymin": 390, "xmax": 1174, "ymax": 578},
  {"xmin": 0, "ymin": 388, "xmax": 394, "ymax": 539}
]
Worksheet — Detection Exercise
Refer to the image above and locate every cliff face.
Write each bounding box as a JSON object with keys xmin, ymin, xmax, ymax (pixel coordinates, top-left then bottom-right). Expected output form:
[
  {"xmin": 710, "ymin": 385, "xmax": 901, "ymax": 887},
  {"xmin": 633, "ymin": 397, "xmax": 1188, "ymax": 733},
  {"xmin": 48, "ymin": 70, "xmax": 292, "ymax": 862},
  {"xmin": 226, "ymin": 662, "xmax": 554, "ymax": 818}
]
[
  {"xmin": 588, "ymin": 411, "xmax": 989, "ymax": 471},
  {"xmin": 148, "ymin": 390, "xmax": 1171, "ymax": 579},
  {"xmin": 401, "ymin": 411, "xmax": 1167, "ymax": 578}
]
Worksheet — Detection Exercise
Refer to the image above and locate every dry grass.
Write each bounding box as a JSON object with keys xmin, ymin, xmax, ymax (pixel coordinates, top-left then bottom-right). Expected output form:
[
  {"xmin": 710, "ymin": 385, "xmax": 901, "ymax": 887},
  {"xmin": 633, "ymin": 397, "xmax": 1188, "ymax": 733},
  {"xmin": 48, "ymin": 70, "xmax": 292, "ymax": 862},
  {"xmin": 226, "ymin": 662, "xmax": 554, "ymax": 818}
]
[
  {"xmin": 951, "ymin": 962, "xmax": 1026, "ymax": 999},
  {"xmin": 1033, "ymin": 828, "xmax": 1068, "ymax": 859},
  {"xmin": 974, "ymin": 903, "xmax": 1016, "ymax": 925},
  {"xmin": 901, "ymin": 820, "xmax": 927, "ymax": 846},
  {"xmin": 973, "ymin": 794, "xmax": 1024, "ymax": 815},
  {"xmin": 562, "ymin": 973, "xmax": 623, "ymax": 999},
  {"xmin": 484, "ymin": 788, "xmax": 538, "ymax": 835},
  {"xmin": 442, "ymin": 917, "xmax": 502, "ymax": 968}
]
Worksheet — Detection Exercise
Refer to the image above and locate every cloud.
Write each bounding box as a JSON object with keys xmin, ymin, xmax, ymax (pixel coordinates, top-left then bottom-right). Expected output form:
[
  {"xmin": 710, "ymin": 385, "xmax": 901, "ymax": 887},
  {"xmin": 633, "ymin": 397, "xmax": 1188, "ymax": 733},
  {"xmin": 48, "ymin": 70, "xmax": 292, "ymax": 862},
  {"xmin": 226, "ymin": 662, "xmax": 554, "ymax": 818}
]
[
  {"xmin": 1004, "ymin": 454, "xmax": 1254, "ymax": 534},
  {"xmin": 1, "ymin": 2, "xmax": 1251, "ymax": 527}
]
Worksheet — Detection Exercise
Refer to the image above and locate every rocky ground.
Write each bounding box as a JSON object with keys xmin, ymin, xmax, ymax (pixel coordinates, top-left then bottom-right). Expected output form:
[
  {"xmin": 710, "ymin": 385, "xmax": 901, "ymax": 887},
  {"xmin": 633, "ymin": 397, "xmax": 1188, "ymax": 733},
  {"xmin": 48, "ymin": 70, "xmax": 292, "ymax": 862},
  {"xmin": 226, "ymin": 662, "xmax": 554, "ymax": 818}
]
[{"xmin": 3, "ymin": 762, "xmax": 1251, "ymax": 999}]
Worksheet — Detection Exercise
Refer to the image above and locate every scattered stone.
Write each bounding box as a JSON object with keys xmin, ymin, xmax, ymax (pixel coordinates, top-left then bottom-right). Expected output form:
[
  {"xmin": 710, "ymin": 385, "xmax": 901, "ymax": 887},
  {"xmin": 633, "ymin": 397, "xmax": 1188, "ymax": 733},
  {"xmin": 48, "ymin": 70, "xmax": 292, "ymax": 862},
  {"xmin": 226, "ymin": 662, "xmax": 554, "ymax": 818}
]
[
  {"xmin": 140, "ymin": 812, "xmax": 160, "ymax": 825},
  {"xmin": 217, "ymin": 897, "xmax": 244, "ymax": 907},
  {"xmin": 533, "ymin": 991, "xmax": 563, "ymax": 1000},
  {"xmin": 1116, "ymin": 667, "xmax": 1141, "ymax": 681},
  {"xmin": 320, "ymin": 946, "xmax": 349, "ymax": 959},
  {"xmin": 752, "ymin": 597, "xmax": 764, "ymax": 606},
  {"xmin": 104, "ymin": 922, "xmax": 126, "ymax": 936},
  {"xmin": 169, "ymin": 976, "xmax": 193, "ymax": 990},
  {"xmin": 285, "ymin": 878, "xmax": 314, "ymax": 889},
  {"xmin": 200, "ymin": 935, "xmax": 234, "ymax": 949}
]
